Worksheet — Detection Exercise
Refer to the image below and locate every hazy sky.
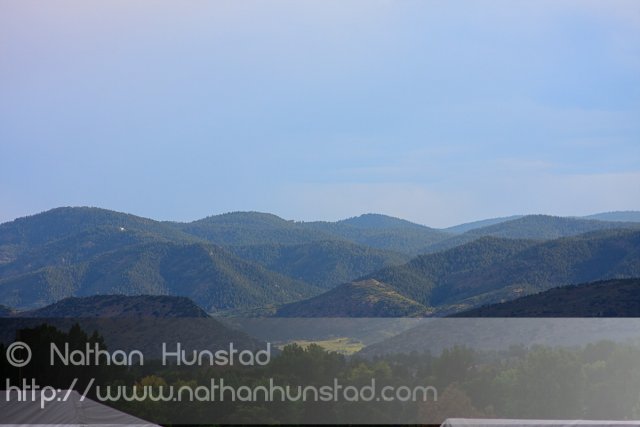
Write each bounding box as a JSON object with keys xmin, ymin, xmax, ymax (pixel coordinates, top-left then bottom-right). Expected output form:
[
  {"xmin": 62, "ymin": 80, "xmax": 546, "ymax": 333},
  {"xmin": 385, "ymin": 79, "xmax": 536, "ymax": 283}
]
[{"xmin": 1, "ymin": 0, "xmax": 639, "ymax": 227}]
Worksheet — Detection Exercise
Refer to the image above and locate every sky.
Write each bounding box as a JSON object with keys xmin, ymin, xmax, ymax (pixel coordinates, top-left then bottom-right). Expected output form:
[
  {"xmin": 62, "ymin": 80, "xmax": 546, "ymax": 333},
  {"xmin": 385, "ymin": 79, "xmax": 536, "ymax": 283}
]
[{"xmin": 1, "ymin": 0, "xmax": 639, "ymax": 228}]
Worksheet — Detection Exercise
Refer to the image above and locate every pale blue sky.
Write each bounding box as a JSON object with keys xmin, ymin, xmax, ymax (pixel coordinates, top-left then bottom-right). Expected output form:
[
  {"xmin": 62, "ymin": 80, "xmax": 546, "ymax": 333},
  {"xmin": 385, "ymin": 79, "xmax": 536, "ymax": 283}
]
[{"xmin": 1, "ymin": 0, "xmax": 639, "ymax": 227}]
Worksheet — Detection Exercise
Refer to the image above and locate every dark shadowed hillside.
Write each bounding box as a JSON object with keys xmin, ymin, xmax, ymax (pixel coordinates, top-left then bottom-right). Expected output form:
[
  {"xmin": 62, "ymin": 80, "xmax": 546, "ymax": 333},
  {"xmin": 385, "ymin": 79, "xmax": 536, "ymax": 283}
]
[
  {"xmin": 0, "ymin": 296, "xmax": 267, "ymax": 361},
  {"xmin": 452, "ymin": 278, "xmax": 640, "ymax": 317},
  {"xmin": 23, "ymin": 294, "xmax": 210, "ymax": 317}
]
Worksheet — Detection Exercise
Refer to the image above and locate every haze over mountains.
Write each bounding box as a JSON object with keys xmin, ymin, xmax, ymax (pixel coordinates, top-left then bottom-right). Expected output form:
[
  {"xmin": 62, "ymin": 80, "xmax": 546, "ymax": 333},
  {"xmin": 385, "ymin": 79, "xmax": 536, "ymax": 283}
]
[{"xmin": 0, "ymin": 207, "xmax": 639, "ymax": 315}]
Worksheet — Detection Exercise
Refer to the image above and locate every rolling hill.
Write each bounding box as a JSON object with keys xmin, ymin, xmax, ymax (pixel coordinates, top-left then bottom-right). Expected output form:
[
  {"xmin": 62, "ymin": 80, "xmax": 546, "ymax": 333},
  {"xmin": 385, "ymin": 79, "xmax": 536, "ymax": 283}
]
[
  {"xmin": 367, "ymin": 236, "xmax": 537, "ymax": 309},
  {"xmin": 443, "ymin": 211, "xmax": 640, "ymax": 235},
  {"xmin": 175, "ymin": 211, "xmax": 336, "ymax": 246},
  {"xmin": 177, "ymin": 212, "xmax": 452, "ymax": 255},
  {"xmin": 275, "ymin": 279, "xmax": 429, "ymax": 317},
  {"xmin": 0, "ymin": 206, "xmax": 198, "ymax": 261},
  {"xmin": 0, "ymin": 207, "xmax": 203, "ymax": 273},
  {"xmin": 584, "ymin": 211, "xmax": 640, "ymax": 222},
  {"xmin": 385, "ymin": 229, "xmax": 640, "ymax": 312}
]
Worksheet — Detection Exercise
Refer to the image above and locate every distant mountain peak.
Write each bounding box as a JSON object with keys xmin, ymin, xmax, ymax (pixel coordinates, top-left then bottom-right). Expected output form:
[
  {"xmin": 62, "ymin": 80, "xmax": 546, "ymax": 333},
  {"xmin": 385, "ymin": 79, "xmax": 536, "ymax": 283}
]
[
  {"xmin": 338, "ymin": 213, "xmax": 428, "ymax": 229},
  {"xmin": 584, "ymin": 211, "xmax": 640, "ymax": 223},
  {"xmin": 194, "ymin": 211, "xmax": 291, "ymax": 225}
]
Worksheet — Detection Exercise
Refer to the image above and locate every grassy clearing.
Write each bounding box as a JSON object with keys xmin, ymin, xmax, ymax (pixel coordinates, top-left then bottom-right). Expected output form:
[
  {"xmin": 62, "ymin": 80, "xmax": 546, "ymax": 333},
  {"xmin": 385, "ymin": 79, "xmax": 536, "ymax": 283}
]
[{"xmin": 277, "ymin": 337, "xmax": 365, "ymax": 355}]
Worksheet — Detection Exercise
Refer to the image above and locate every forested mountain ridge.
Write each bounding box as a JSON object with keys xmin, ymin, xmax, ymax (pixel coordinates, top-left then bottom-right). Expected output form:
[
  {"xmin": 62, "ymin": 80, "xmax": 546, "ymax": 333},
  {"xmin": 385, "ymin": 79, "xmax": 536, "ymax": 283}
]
[
  {"xmin": 464, "ymin": 214, "xmax": 640, "ymax": 239},
  {"xmin": 0, "ymin": 207, "xmax": 201, "ymax": 265},
  {"xmin": 0, "ymin": 206, "xmax": 198, "ymax": 249},
  {"xmin": 322, "ymin": 229, "xmax": 640, "ymax": 315},
  {"xmin": 229, "ymin": 240, "xmax": 409, "ymax": 289},
  {"xmin": 366, "ymin": 237, "xmax": 537, "ymax": 307},
  {"xmin": 174, "ymin": 211, "xmax": 337, "ymax": 246},
  {"xmin": 267, "ymin": 229, "xmax": 640, "ymax": 317},
  {"xmin": 445, "ymin": 211, "xmax": 640, "ymax": 234},
  {"xmin": 0, "ymin": 227, "xmax": 186, "ymax": 279},
  {"xmin": 302, "ymin": 214, "xmax": 451, "ymax": 254},
  {"xmin": 0, "ymin": 241, "xmax": 319, "ymax": 311},
  {"xmin": 429, "ymin": 228, "xmax": 640, "ymax": 309},
  {"xmin": 422, "ymin": 214, "xmax": 640, "ymax": 254},
  {"xmin": 179, "ymin": 212, "xmax": 452, "ymax": 255}
]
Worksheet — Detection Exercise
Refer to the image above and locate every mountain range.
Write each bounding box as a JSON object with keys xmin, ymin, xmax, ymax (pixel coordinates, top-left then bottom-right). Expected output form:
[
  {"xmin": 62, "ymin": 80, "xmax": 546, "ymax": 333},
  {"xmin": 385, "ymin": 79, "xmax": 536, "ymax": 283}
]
[
  {"xmin": 0, "ymin": 206, "xmax": 639, "ymax": 315},
  {"xmin": 276, "ymin": 230, "xmax": 640, "ymax": 316}
]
